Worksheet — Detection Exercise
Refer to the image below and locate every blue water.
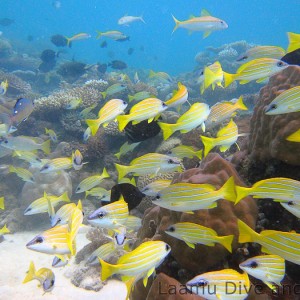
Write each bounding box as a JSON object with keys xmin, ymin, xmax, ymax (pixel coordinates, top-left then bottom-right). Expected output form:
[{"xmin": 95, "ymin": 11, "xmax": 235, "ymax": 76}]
[{"xmin": 2, "ymin": 0, "xmax": 299, "ymax": 74}]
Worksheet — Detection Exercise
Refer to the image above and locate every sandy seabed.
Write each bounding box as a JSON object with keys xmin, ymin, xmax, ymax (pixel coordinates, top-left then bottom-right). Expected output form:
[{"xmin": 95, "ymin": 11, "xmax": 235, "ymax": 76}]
[{"xmin": 0, "ymin": 231, "xmax": 128, "ymax": 300}]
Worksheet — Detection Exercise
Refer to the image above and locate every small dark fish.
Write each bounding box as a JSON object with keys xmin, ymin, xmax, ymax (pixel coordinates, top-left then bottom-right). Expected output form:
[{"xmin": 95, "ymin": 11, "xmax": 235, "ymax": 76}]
[
  {"xmin": 110, "ymin": 183, "xmax": 145, "ymax": 210},
  {"xmin": 51, "ymin": 34, "xmax": 68, "ymax": 47},
  {"xmin": 100, "ymin": 41, "xmax": 107, "ymax": 48},
  {"xmin": 38, "ymin": 61, "xmax": 56, "ymax": 72},
  {"xmin": 11, "ymin": 98, "xmax": 34, "ymax": 125},
  {"xmin": 125, "ymin": 118, "xmax": 161, "ymax": 143},
  {"xmin": 0, "ymin": 18, "xmax": 14, "ymax": 27},
  {"xmin": 281, "ymin": 49, "xmax": 300, "ymax": 66},
  {"xmin": 27, "ymin": 35, "xmax": 34, "ymax": 42},
  {"xmin": 40, "ymin": 49, "xmax": 56, "ymax": 63},
  {"xmin": 109, "ymin": 60, "xmax": 127, "ymax": 70},
  {"xmin": 127, "ymin": 48, "xmax": 134, "ymax": 55},
  {"xmin": 115, "ymin": 36, "xmax": 130, "ymax": 42},
  {"xmin": 97, "ymin": 63, "xmax": 107, "ymax": 73}
]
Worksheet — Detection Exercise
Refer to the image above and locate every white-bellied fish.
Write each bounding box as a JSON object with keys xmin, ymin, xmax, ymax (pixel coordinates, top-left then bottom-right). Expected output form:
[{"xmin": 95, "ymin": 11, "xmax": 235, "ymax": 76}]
[
  {"xmin": 75, "ymin": 168, "xmax": 109, "ymax": 193},
  {"xmin": 9, "ymin": 165, "xmax": 34, "ymax": 183},
  {"xmin": 238, "ymin": 219, "xmax": 300, "ymax": 265},
  {"xmin": 100, "ymin": 84, "xmax": 127, "ymax": 99},
  {"xmin": 96, "ymin": 30, "xmax": 128, "ymax": 41},
  {"xmin": 115, "ymin": 153, "xmax": 182, "ymax": 180},
  {"xmin": 201, "ymin": 119, "xmax": 241, "ymax": 157},
  {"xmin": 0, "ymin": 136, "xmax": 51, "ymax": 154},
  {"xmin": 153, "ymin": 176, "xmax": 236, "ymax": 212},
  {"xmin": 86, "ymin": 99, "xmax": 128, "ymax": 136},
  {"xmin": 164, "ymin": 82, "xmax": 189, "ymax": 109},
  {"xmin": 85, "ymin": 187, "xmax": 111, "ymax": 201},
  {"xmin": 65, "ymin": 98, "xmax": 82, "ymax": 110},
  {"xmin": 158, "ymin": 103, "xmax": 210, "ymax": 140},
  {"xmin": 237, "ymin": 46, "xmax": 286, "ymax": 62},
  {"xmin": 0, "ymin": 224, "xmax": 9, "ymax": 235},
  {"xmin": 125, "ymin": 215, "xmax": 142, "ymax": 232},
  {"xmin": 88, "ymin": 196, "xmax": 129, "ymax": 229},
  {"xmin": 205, "ymin": 96, "xmax": 248, "ymax": 129},
  {"xmin": 11, "ymin": 97, "xmax": 34, "ymax": 125},
  {"xmin": 141, "ymin": 179, "xmax": 172, "ymax": 197},
  {"xmin": 79, "ymin": 104, "xmax": 97, "ymax": 119},
  {"xmin": 24, "ymin": 191, "xmax": 70, "ymax": 215},
  {"xmin": 287, "ymin": 32, "xmax": 300, "ymax": 53},
  {"xmin": 23, "ymin": 261, "xmax": 55, "ymax": 293},
  {"xmin": 235, "ymin": 177, "xmax": 300, "ymax": 204},
  {"xmin": 165, "ymin": 222, "xmax": 234, "ymax": 252},
  {"xmin": 114, "ymin": 141, "xmax": 140, "ymax": 159},
  {"xmin": 264, "ymin": 86, "xmax": 300, "ymax": 115},
  {"xmin": 172, "ymin": 9, "xmax": 228, "ymax": 38},
  {"xmin": 280, "ymin": 201, "xmax": 300, "ymax": 218},
  {"xmin": 117, "ymin": 98, "xmax": 168, "ymax": 131},
  {"xmin": 167, "ymin": 145, "xmax": 202, "ymax": 160},
  {"xmin": 186, "ymin": 269, "xmax": 250, "ymax": 300},
  {"xmin": 118, "ymin": 15, "xmax": 145, "ymax": 26},
  {"xmin": 128, "ymin": 91, "xmax": 154, "ymax": 103},
  {"xmin": 72, "ymin": 149, "xmax": 84, "ymax": 170},
  {"xmin": 12, "ymin": 150, "xmax": 43, "ymax": 166},
  {"xmin": 83, "ymin": 127, "xmax": 91, "ymax": 142},
  {"xmin": 239, "ymin": 255, "xmax": 285, "ymax": 291},
  {"xmin": 65, "ymin": 33, "xmax": 91, "ymax": 47},
  {"xmin": 40, "ymin": 157, "xmax": 73, "ymax": 173},
  {"xmin": 45, "ymin": 128, "xmax": 58, "ymax": 143},
  {"xmin": 202, "ymin": 61, "xmax": 224, "ymax": 94},
  {"xmin": 87, "ymin": 241, "xmax": 116, "ymax": 265},
  {"xmin": 223, "ymin": 58, "xmax": 289, "ymax": 87},
  {"xmin": 0, "ymin": 79, "xmax": 8, "ymax": 95},
  {"xmin": 286, "ymin": 129, "xmax": 300, "ymax": 142},
  {"xmin": 149, "ymin": 70, "xmax": 173, "ymax": 83}
]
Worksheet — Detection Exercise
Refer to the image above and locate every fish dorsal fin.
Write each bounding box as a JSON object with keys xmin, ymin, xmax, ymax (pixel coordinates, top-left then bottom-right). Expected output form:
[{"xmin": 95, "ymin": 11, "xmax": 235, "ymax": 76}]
[
  {"xmin": 203, "ymin": 31, "xmax": 212, "ymax": 39},
  {"xmin": 201, "ymin": 9, "xmax": 211, "ymax": 17}
]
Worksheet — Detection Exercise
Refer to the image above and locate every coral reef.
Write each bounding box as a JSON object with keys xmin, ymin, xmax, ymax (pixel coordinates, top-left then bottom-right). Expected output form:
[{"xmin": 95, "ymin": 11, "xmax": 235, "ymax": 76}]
[
  {"xmin": 155, "ymin": 137, "xmax": 182, "ymax": 154},
  {"xmin": 247, "ymin": 66, "xmax": 300, "ymax": 166},
  {"xmin": 0, "ymin": 38, "xmax": 13, "ymax": 58}
]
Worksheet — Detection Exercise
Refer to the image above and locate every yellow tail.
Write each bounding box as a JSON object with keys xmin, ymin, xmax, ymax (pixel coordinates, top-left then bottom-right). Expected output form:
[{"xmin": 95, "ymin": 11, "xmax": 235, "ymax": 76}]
[
  {"xmin": 86, "ymin": 119, "xmax": 101, "ymax": 136},
  {"xmin": 219, "ymin": 234, "xmax": 234, "ymax": 253},
  {"xmin": 235, "ymin": 96, "xmax": 248, "ymax": 111},
  {"xmin": 0, "ymin": 196, "xmax": 4, "ymax": 210},
  {"xmin": 101, "ymin": 167, "xmax": 110, "ymax": 179},
  {"xmin": 238, "ymin": 219, "xmax": 258, "ymax": 244},
  {"xmin": 100, "ymin": 91, "xmax": 107, "ymax": 99},
  {"xmin": 123, "ymin": 277, "xmax": 136, "ymax": 300},
  {"xmin": 158, "ymin": 122, "xmax": 176, "ymax": 140},
  {"xmin": 286, "ymin": 129, "xmax": 300, "ymax": 142},
  {"xmin": 171, "ymin": 15, "xmax": 180, "ymax": 34},
  {"xmin": 287, "ymin": 32, "xmax": 300, "ymax": 53},
  {"xmin": 218, "ymin": 176, "xmax": 236, "ymax": 203},
  {"xmin": 149, "ymin": 70, "xmax": 156, "ymax": 78},
  {"xmin": 115, "ymin": 152, "xmax": 121, "ymax": 159},
  {"xmin": 117, "ymin": 115, "xmax": 131, "ymax": 131},
  {"xmin": 115, "ymin": 163, "xmax": 130, "ymax": 180},
  {"xmin": 204, "ymin": 67, "xmax": 218, "ymax": 90},
  {"xmin": 128, "ymin": 95, "xmax": 134, "ymax": 102},
  {"xmin": 195, "ymin": 149, "xmax": 203, "ymax": 160},
  {"xmin": 223, "ymin": 71, "xmax": 235, "ymax": 88},
  {"xmin": 41, "ymin": 139, "xmax": 51, "ymax": 155},
  {"xmin": 23, "ymin": 261, "xmax": 36, "ymax": 284},
  {"xmin": 0, "ymin": 224, "xmax": 10, "ymax": 234},
  {"xmin": 99, "ymin": 258, "xmax": 118, "ymax": 281},
  {"xmin": 235, "ymin": 185, "xmax": 251, "ymax": 204},
  {"xmin": 200, "ymin": 135, "xmax": 216, "ymax": 157},
  {"xmin": 60, "ymin": 191, "xmax": 71, "ymax": 203}
]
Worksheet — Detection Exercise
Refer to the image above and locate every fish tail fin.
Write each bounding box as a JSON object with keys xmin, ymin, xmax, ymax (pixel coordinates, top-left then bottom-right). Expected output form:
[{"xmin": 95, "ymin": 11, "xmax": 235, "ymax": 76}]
[
  {"xmin": 65, "ymin": 37, "xmax": 71, "ymax": 48},
  {"xmin": 23, "ymin": 261, "xmax": 36, "ymax": 284},
  {"xmin": 0, "ymin": 197, "xmax": 4, "ymax": 210},
  {"xmin": 128, "ymin": 95, "xmax": 134, "ymax": 102},
  {"xmin": 47, "ymin": 197, "xmax": 55, "ymax": 221},
  {"xmin": 195, "ymin": 149, "xmax": 203, "ymax": 160},
  {"xmin": 1, "ymin": 224, "xmax": 9, "ymax": 234},
  {"xmin": 96, "ymin": 30, "xmax": 102, "ymax": 39},
  {"xmin": 149, "ymin": 70, "xmax": 156, "ymax": 78},
  {"xmin": 235, "ymin": 186, "xmax": 251, "ymax": 204},
  {"xmin": 99, "ymin": 258, "xmax": 118, "ymax": 281},
  {"xmin": 158, "ymin": 122, "xmax": 176, "ymax": 140},
  {"xmin": 86, "ymin": 119, "xmax": 100, "ymax": 136},
  {"xmin": 287, "ymin": 32, "xmax": 300, "ymax": 53},
  {"xmin": 115, "ymin": 163, "xmax": 130, "ymax": 180},
  {"xmin": 61, "ymin": 191, "xmax": 71, "ymax": 203},
  {"xmin": 223, "ymin": 71, "xmax": 235, "ymax": 88},
  {"xmin": 140, "ymin": 15, "xmax": 146, "ymax": 24},
  {"xmin": 219, "ymin": 176, "xmax": 236, "ymax": 202},
  {"xmin": 41, "ymin": 139, "xmax": 51, "ymax": 155},
  {"xmin": 100, "ymin": 91, "xmax": 107, "ymax": 99},
  {"xmin": 204, "ymin": 66, "xmax": 217, "ymax": 90},
  {"xmin": 238, "ymin": 219, "xmax": 258, "ymax": 243},
  {"xmin": 219, "ymin": 235, "xmax": 234, "ymax": 253},
  {"xmin": 115, "ymin": 152, "xmax": 121, "ymax": 159},
  {"xmin": 200, "ymin": 135, "xmax": 216, "ymax": 157},
  {"xmin": 101, "ymin": 167, "xmax": 110, "ymax": 179},
  {"xmin": 286, "ymin": 129, "xmax": 300, "ymax": 142},
  {"xmin": 77, "ymin": 199, "xmax": 82, "ymax": 210},
  {"xmin": 66, "ymin": 232, "xmax": 74, "ymax": 256},
  {"xmin": 124, "ymin": 277, "xmax": 136, "ymax": 299},
  {"xmin": 171, "ymin": 14, "xmax": 180, "ymax": 34},
  {"xmin": 235, "ymin": 96, "xmax": 248, "ymax": 111},
  {"xmin": 117, "ymin": 115, "xmax": 130, "ymax": 131}
]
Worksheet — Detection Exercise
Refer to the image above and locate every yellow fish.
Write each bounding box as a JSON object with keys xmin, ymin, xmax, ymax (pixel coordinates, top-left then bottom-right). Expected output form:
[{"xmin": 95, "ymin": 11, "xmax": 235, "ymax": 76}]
[
  {"xmin": 23, "ymin": 261, "xmax": 55, "ymax": 293},
  {"xmin": 201, "ymin": 119, "xmax": 241, "ymax": 157},
  {"xmin": 165, "ymin": 222, "xmax": 234, "ymax": 252},
  {"xmin": 264, "ymin": 86, "xmax": 300, "ymax": 115},
  {"xmin": 128, "ymin": 91, "xmax": 154, "ymax": 103},
  {"xmin": 45, "ymin": 128, "xmax": 58, "ymax": 143},
  {"xmin": 237, "ymin": 46, "xmax": 286, "ymax": 62},
  {"xmin": 202, "ymin": 61, "xmax": 224, "ymax": 94},
  {"xmin": 238, "ymin": 219, "xmax": 300, "ymax": 265},
  {"xmin": 239, "ymin": 255, "xmax": 285, "ymax": 291},
  {"xmin": 149, "ymin": 70, "xmax": 173, "ymax": 83},
  {"xmin": 88, "ymin": 197, "xmax": 129, "ymax": 229},
  {"xmin": 235, "ymin": 177, "xmax": 300, "ymax": 204},
  {"xmin": 65, "ymin": 98, "xmax": 82, "ymax": 109},
  {"xmin": 117, "ymin": 98, "xmax": 168, "ymax": 131},
  {"xmin": 158, "ymin": 103, "xmax": 210, "ymax": 140},
  {"xmin": 79, "ymin": 104, "xmax": 97, "ymax": 119},
  {"xmin": 86, "ymin": 99, "xmax": 128, "ymax": 136},
  {"xmin": 114, "ymin": 141, "xmax": 140, "ymax": 159},
  {"xmin": 100, "ymin": 83, "xmax": 127, "ymax": 99},
  {"xmin": 287, "ymin": 32, "xmax": 300, "ymax": 53},
  {"xmin": 0, "ymin": 224, "xmax": 9, "ymax": 236},
  {"xmin": 286, "ymin": 129, "xmax": 300, "ymax": 142},
  {"xmin": 0, "ymin": 196, "xmax": 4, "ymax": 209},
  {"xmin": 85, "ymin": 187, "xmax": 111, "ymax": 201},
  {"xmin": 75, "ymin": 168, "xmax": 109, "ymax": 193},
  {"xmin": 172, "ymin": 9, "xmax": 228, "ymax": 38},
  {"xmin": 9, "ymin": 165, "xmax": 34, "ymax": 183},
  {"xmin": 12, "ymin": 150, "xmax": 42, "ymax": 166},
  {"xmin": 141, "ymin": 179, "xmax": 172, "ymax": 197},
  {"xmin": 223, "ymin": 58, "xmax": 289, "ymax": 87},
  {"xmin": 186, "ymin": 269, "xmax": 249, "ymax": 300},
  {"xmin": 165, "ymin": 82, "xmax": 189, "ymax": 110},
  {"xmin": 167, "ymin": 145, "xmax": 202, "ymax": 160},
  {"xmin": 72, "ymin": 149, "xmax": 85, "ymax": 170},
  {"xmin": 0, "ymin": 79, "xmax": 8, "ymax": 95},
  {"xmin": 124, "ymin": 215, "xmax": 142, "ymax": 232},
  {"xmin": 205, "ymin": 96, "xmax": 248, "ymax": 129},
  {"xmin": 65, "ymin": 33, "xmax": 91, "ymax": 47},
  {"xmin": 152, "ymin": 176, "xmax": 236, "ymax": 212},
  {"xmin": 96, "ymin": 30, "xmax": 128, "ymax": 41},
  {"xmin": 115, "ymin": 153, "xmax": 182, "ymax": 180},
  {"xmin": 87, "ymin": 241, "xmax": 117, "ymax": 265},
  {"xmin": 40, "ymin": 157, "xmax": 73, "ymax": 173}
]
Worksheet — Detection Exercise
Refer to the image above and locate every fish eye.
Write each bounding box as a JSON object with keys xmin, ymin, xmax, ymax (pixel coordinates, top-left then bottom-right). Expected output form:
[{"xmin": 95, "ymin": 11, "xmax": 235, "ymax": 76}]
[
  {"xmin": 4, "ymin": 140, "xmax": 8, "ymax": 144},
  {"xmin": 269, "ymin": 104, "xmax": 277, "ymax": 110},
  {"xmin": 288, "ymin": 201, "xmax": 294, "ymax": 206},
  {"xmin": 277, "ymin": 61, "xmax": 284, "ymax": 67},
  {"xmin": 167, "ymin": 159, "xmax": 174, "ymax": 164},
  {"xmin": 162, "ymin": 102, "xmax": 167, "ymax": 107},
  {"xmin": 51, "ymin": 279, "xmax": 55, "ymax": 286},
  {"xmin": 196, "ymin": 280, "xmax": 208, "ymax": 287},
  {"xmin": 242, "ymin": 55, "xmax": 248, "ymax": 60},
  {"xmin": 43, "ymin": 165, "xmax": 49, "ymax": 169},
  {"xmin": 250, "ymin": 261, "xmax": 258, "ymax": 268},
  {"xmin": 35, "ymin": 236, "xmax": 44, "ymax": 243},
  {"xmin": 97, "ymin": 211, "xmax": 105, "ymax": 218},
  {"xmin": 168, "ymin": 226, "xmax": 175, "ymax": 232},
  {"xmin": 156, "ymin": 194, "xmax": 161, "ymax": 200},
  {"xmin": 123, "ymin": 101, "xmax": 127, "ymax": 105},
  {"xmin": 57, "ymin": 218, "xmax": 61, "ymax": 223},
  {"xmin": 165, "ymin": 244, "xmax": 170, "ymax": 251}
]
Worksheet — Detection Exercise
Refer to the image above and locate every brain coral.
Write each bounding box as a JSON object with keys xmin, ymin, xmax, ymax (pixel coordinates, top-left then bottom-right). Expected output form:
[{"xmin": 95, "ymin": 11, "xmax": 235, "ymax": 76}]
[{"xmin": 248, "ymin": 66, "xmax": 300, "ymax": 165}]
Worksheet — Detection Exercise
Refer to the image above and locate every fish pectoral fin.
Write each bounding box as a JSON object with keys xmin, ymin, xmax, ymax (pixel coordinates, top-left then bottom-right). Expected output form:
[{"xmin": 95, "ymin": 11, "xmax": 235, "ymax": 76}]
[
  {"xmin": 220, "ymin": 145, "xmax": 231, "ymax": 152},
  {"xmin": 264, "ymin": 281, "xmax": 278, "ymax": 291},
  {"xmin": 203, "ymin": 31, "xmax": 212, "ymax": 38},
  {"xmin": 201, "ymin": 122, "xmax": 206, "ymax": 132},
  {"xmin": 103, "ymin": 122, "xmax": 109, "ymax": 128},
  {"xmin": 209, "ymin": 202, "xmax": 218, "ymax": 209},
  {"xmin": 239, "ymin": 80, "xmax": 250, "ymax": 84},
  {"xmin": 184, "ymin": 240, "xmax": 195, "ymax": 249},
  {"xmin": 143, "ymin": 267, "xmax": 155, "ymax": 287},
  {"xmin": 148, "ymin": 117, "xmax": 154, "ymax": 123},
  {"xmin": 184, "ymin": 211, "xmax": 194, "ymax": 214},
  {"xmin": 256, "ymin": 77, "xmax": 269, "ymax": 84}
]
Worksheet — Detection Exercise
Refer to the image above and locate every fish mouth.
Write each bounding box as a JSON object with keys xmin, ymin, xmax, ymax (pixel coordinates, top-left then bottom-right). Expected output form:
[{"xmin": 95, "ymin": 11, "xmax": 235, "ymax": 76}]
[{"xmin": 26, "ymin": 235, "xmax": 44, "ymax": 248}]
